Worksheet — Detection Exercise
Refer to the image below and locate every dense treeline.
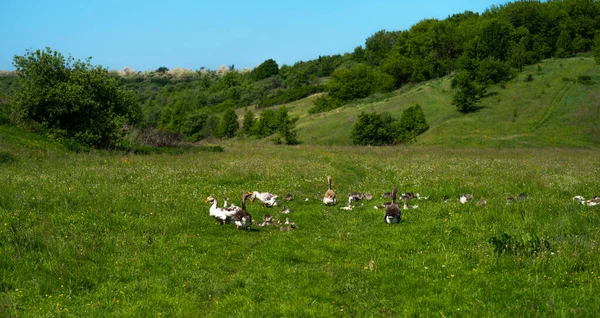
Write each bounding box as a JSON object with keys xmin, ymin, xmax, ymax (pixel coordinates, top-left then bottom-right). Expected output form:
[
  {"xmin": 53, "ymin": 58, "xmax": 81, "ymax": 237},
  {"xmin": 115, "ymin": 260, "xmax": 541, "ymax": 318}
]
[
  {"xmin": 319, "ymin": 0, "xmax": 600, "ymax": 113},
  {"xmin": 1, "ymin": 0, "xmax": 600, "ymax": 148}
]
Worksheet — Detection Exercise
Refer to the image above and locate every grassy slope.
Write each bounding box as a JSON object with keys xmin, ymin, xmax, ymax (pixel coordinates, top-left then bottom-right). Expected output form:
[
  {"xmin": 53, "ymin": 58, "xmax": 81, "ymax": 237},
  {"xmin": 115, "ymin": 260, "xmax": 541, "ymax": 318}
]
[{"xmin": 247, "ymin": 56, "xmax": 600, "ymax": 147}]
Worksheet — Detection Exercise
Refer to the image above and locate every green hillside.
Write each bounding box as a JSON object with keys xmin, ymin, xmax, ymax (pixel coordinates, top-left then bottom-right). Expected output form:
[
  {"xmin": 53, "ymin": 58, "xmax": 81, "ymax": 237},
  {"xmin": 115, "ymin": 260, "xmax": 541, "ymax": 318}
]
[{"xmin": 247, "ymin": 56, "xmax": 599, "ymax": 148}]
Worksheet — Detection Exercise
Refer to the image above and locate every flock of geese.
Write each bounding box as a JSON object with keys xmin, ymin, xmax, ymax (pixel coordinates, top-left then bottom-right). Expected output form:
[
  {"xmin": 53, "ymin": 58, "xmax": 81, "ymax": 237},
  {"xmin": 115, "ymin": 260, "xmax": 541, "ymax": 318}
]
[{"xmin": 206, "ymin": 176, "xmax": 600, "ymax": 230}]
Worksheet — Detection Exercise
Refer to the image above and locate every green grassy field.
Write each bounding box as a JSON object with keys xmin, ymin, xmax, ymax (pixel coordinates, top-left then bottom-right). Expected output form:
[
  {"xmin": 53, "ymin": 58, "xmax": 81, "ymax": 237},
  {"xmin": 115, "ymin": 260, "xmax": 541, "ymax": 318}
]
[
  {"xmin": 242, "ymin": 56, "xmax": 600, "ymax": 148},
  {"xmin": 1, "ymin": 140, "xmax": 599, "ymax": 316}
]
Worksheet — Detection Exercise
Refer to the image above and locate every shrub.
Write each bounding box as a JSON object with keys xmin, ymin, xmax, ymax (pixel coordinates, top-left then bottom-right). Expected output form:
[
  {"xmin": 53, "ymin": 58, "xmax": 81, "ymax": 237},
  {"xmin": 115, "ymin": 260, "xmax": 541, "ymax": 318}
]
[
  {"xmin": 218, "ymin": 108, "xmax": 239, "ymax": 138},
  {"xmin": 12, "ymin": 48, "xmax": 141, "ymax": 148},
  {"xmin": 351, "ymin": 111, "xmax": 397, "ymax": 146},
  {"xmin": 397, "ymin": 104, "xmax": 429, "ymax": 143},
  {"xmin": 308, "ymin": 95, "xmax": 342, "ymax": 114}
]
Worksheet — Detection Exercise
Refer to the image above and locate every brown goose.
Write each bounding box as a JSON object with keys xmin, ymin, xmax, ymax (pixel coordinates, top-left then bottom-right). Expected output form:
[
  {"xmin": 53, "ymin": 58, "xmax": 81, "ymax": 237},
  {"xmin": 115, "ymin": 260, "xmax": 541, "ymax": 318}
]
[
  {"xmin": 234, "ymin": 192, "xmax": 254, "ymax": 230},
  {"xmin": 323, "ymin": 176, "xmax": 337, "ymax": 205},
  {"xmin": 384, "ymin": 187, "xmax": 401, "ymax": 224}
]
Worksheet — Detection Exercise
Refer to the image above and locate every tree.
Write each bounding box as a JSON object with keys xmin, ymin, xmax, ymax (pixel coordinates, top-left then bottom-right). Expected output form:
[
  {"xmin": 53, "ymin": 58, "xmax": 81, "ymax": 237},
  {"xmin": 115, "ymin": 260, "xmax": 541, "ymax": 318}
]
[
  {"xmin": 251, "ymin": 59, "xmax": 279, "ymax": 81},
  {"xmin": 12, "ymin": 48, "xmax": 141, "ymax": 148},
  {"xmin": 398, "ymin": 104, "xmax": 429, "ymax": 142},
  {"xmin": 274, "ymin": 106, "xmax": 299, "ymax": 145},
  {"xmin": 241, "ymin": 110, "xmax": 256, "ymax": 136},
  {"xmin": 156, "ymin": 66, "xmax": 169, "ymax": 73},
  {"xmin": 351, "ymin": 111, "xmax": 398, "ymax": 146},
  {"xmin": 218, "ymin": 108, "xmax": 239, "ymax": 138},
  {"xmin": 555, "ymin": 29, "xmax": 572, "ymax": 58},
  {"xmin": 182, "ymin": 111, "xmax": 208, "ymax": 140},
  {"xmin": 593, "ymin": 31, "xmax": 600, "ymax": 64},
  {"xmin": 253, "ymin": 109, "xmax": 277, "ymax": 137},
  {"xmin": 452, "ymin": 70, "xmax": 486, "ymax": 113},
  {"xmin": 327, "ymin": 64, "xmax": 394, "ymax": 103}
]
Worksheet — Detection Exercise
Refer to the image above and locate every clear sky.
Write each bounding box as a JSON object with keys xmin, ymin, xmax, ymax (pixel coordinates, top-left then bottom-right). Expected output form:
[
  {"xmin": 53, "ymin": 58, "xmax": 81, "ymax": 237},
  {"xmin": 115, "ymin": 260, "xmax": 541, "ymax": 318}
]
[{"xmin": 0, "ymin": 0, "xmax": 510, "ymax": 72}]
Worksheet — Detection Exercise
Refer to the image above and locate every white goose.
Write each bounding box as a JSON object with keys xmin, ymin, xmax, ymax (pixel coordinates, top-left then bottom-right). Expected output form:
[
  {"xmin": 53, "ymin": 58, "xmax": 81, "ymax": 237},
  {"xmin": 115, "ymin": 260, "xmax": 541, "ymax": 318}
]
[
  {"xmin": 206, "ymin": 196, "xmax": 237, "ymax": 224},
  {"xmin": 250, "ymin": 191, "xmax": 278, "ymax": 207}
]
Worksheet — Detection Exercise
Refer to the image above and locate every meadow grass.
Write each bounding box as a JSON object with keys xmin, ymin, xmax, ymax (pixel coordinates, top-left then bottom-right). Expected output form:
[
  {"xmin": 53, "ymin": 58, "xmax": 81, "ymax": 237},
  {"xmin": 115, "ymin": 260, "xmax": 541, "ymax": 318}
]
[{"xmin": 1, "ymin": 144, "xmax": 599, "ymax": 316}]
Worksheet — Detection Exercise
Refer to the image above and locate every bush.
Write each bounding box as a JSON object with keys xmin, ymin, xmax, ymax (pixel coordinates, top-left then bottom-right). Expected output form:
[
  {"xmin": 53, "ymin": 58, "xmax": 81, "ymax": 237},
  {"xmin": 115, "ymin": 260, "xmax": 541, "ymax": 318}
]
[
  {"xmin": 452, "ymin": 71, "xmax": 487, "ymax": 113},
  {"xmin": 12, "ymin": 48, "xmax": 141, "ymax": 148},
  {"xmin": 397, "ymin": 104, "xmax": 429, "ymax": 143},
  {"xmin": 351, "ymin": 111, "xmax": 398, "ymax": 146},
  {"xmin": 218, "ymin": 108, "xmax": 239, "ymax": 138},
  {"xmin": 328, "ymin": 64, "xmax": 395, "ymax": 103},
  {"xmin": 308, "ymin": 95, "xmax": 342, "ymax": 114}
]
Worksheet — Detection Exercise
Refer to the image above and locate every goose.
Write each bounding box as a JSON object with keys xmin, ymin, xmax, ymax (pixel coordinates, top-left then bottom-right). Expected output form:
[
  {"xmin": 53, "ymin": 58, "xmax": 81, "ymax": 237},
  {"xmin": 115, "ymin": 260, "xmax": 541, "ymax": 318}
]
[
  {"xmin": 415, "ymin": 193, "xmax": 429, "ymax": 200},
  {"xmin": 323, "ymin": 176, "xmax": 337, "ymax": 206},
  {"xmin": 384, "ymin": 187, "xmax": 401, "ymax": 224},
  {"xmin": 459, "ymin": 194, "xmax": 473, "ymax": 204},
  {"xmin": 280, "ymin": 205, "xmax": 290, "ymax": 214},
  {"xmin": 477, "ymin": 199, "xmax": 487, "ymax": 207},
  {"xmin": 206, "ymin": 196, "xmax": 237, "ymax": 224},
  {"xmin": 443, "ymin": 195, "xmax": 450, "ymax": 203},
  {"xmin": 382, "ymin": 192, "xmax": 393, "ymax": 199},
  {"xmin": 234, "ymin": 192, "xmax": 254, "ymax": 230},
  {"xmin": 586, "ymin": 196, "xmax": 600, "ymax": 206},
  {"xmin": 573, "ymin": 195, "xmax": 585, "ymax": 203},
  {"xmin": 348, "ymin": 192, "xmax": 364, "ymax": 203},
  {"xmin": 250, "ymin": 191, "xmax": 278, "ymax": 207},
  {"xmin": 223, "ymin": 197, "xmax": 241, "ymax": 212},
  {"xmin": 284, "ymin": 194, "xmax": 294, "ymax": 202},
  {"xmin": 506, "ymin": 197, "xmax": 516, "ymax": 204},
  {"xmin": 517, "ymin": 193, "xmax": 528, "ymax": 201},
  {"xmin": 340, "ymin": 202, "xmax": 354, "ymax": 211},
  {"xmin": 363, "ymin": 193, "xmax": 373, "ymax": 201},
  {"xmin": 258, "ymin": 214, "xmax": 275, "ymax": 227}
]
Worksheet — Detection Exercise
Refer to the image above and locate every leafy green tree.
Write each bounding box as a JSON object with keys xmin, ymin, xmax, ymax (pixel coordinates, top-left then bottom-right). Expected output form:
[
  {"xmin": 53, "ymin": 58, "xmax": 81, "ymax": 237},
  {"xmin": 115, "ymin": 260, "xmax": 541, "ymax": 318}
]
[
  {"xmin": 218, "ymin": 108, "xmax": 239, "ymax": 138},
  {"xmin": 555, "ymin": 29, "xmax": 572, "ymax": 58},
  {"xmin": 12, "ymin": 48, "xmax": 141, "ymax": 148},
  {"xmin": 241, "ymin": 110, "xmax": 256, "ymax": 136},
  {"xmin": 327, "ymin": 64, "xmax": 394, "ymax": 103},
  {"xmin": 182, "ymin": 111, "xmax": 208, "ymax": 140},
  {"xmin": 156, "ymin": 66, "xmax": 169, "ymax": 73},
  {"xmin": 452, "ymin": 71, "xmax": 487, "ymax": 113},
  {"xmin": 253, "ymin": 109, "xmax": 277, "ymax": 137},
  {"xmin": 593, "ymin": 31, "xmax": 600, "ymax": 64},
  {"xmin": 203, "ymin": 114, "xmax": 221, "ymax": 138},
  {"xmin": 480, "ymin": 19, "xmax": 514, "ymax": 61},
  {"xmin": 364, "ymin": 30, "xmax": 400, "ymax": 66},
  {"xmin": 380, "ymin": 52, "xmax": 413, "ymax": 88},
  {"xmin": 274, "ymin": 106, "xmax": 299, "ymax": 145},
  {"xmin": 351, "ymin": 111, "xmax": 397, "ymax": 146},
  {"xmin": 397, "ymin": 104, "xmax": 429, "ymax": 142},
  {"xmin": 251, "ymin": 59, "xmax": 279, "ymax": 81}
]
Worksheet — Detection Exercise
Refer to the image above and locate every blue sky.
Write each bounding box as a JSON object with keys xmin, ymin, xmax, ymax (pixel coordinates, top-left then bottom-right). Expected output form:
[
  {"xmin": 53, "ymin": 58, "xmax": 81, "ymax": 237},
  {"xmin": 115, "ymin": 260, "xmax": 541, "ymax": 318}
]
[{"xmin": 0, "ymin": 0, "xmax": 509, "ymax": 72}]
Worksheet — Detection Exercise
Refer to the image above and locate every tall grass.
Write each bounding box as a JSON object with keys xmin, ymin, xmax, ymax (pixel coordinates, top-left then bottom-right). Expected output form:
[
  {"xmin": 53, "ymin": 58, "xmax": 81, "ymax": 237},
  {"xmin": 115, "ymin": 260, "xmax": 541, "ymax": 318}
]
[{"xmin": 1, "ymin": 145, "xmax": 599, "ymax": 316}]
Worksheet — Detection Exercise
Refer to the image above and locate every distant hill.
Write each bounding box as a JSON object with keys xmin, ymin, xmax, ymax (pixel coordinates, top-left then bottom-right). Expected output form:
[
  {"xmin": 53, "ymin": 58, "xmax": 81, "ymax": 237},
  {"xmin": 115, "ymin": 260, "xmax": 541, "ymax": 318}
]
[{"xmin": 247, "ymin": 56, "xmax": 599, "ymax": 148}]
